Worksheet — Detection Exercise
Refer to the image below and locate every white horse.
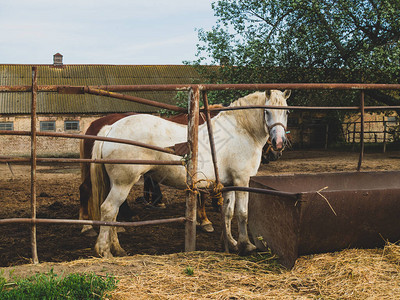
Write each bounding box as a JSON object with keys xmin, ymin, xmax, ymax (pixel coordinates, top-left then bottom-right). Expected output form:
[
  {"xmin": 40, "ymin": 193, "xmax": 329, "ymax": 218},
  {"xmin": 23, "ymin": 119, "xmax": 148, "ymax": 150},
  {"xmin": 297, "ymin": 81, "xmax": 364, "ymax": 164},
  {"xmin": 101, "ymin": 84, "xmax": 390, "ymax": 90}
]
[{"xmin": 90, "ymin": 90, "xmax": 291, "ymax": 258}]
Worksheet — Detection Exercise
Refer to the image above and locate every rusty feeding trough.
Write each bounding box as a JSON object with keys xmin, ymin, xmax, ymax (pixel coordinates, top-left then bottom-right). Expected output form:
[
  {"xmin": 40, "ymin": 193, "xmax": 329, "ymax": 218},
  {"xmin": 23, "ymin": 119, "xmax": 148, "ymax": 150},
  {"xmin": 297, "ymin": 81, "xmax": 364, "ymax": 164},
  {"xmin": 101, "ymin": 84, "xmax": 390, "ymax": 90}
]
[{"xmin": 248, "ymin": 171, "xmax": 400, "ymax": 268}]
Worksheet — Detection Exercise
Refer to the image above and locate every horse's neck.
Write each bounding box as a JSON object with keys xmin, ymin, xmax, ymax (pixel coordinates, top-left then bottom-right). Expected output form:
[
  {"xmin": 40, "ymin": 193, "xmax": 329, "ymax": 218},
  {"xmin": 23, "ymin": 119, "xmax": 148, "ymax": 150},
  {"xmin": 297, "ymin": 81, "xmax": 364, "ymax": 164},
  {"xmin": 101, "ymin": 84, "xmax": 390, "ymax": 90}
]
[{"xmin": 223, "ymin": 109, "xmax": 268, "ymax": 146}]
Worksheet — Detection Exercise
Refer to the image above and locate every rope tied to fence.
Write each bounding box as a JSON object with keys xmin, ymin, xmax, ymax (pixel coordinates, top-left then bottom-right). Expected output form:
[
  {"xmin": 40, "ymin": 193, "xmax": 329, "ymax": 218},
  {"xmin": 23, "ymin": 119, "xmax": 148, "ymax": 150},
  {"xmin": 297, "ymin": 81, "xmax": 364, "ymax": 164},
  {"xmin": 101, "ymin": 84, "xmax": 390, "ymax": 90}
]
[
  {"xmin": 185, "ymin": 177, "xmax": 224, "ymax": 206},
  {"xmin": 184, "ymin": 162, "xmax": 224, "ymax": 207}
]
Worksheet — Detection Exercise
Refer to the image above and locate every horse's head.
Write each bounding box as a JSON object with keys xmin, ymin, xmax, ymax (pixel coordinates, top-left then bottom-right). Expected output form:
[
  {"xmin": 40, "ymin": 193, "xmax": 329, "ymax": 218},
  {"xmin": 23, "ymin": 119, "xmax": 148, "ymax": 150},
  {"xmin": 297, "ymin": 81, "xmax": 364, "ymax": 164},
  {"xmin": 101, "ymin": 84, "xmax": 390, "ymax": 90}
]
[{"xmin": 264, "ymin": 90, "xmax": 291, "ymax": 151}]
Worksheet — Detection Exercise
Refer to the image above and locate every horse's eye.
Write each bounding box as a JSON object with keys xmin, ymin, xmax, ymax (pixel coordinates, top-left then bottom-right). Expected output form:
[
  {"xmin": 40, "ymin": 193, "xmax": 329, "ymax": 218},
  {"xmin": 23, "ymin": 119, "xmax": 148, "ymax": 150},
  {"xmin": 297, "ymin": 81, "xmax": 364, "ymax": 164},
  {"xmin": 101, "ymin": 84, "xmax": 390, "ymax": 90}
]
[{"xmin": 286, "ymin": 110, "xmax": 290, "ymax": 115}]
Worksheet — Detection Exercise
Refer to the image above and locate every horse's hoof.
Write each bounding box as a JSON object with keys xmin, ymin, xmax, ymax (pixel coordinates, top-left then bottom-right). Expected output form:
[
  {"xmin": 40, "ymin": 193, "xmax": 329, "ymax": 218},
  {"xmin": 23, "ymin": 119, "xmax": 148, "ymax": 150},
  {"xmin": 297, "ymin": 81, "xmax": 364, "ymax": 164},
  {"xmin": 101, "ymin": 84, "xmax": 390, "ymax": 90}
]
[
  {"xmin": 112, "ymin": 247, "xmax": 127, "ymax": 257},
  {"xmin": 220, "ymin": 235, "xmax": 238, "ymax": 253},
  {"xmin": 81, "ymin": 227, "xmax": 97, "ymax": 237},
  {"xmin": 116, "ymin": 227, "xmax": 126, "ymax": 233},
  {"xmin": 200, "ymin": 223, "xmax": 214, "ymax": 233},
  {"xmin": 95, "ymin": 246, "xmax": 113, "ymax": 258},
  {"xmin": 101, "ymin": 251, "xmax": 113, "ymax": 258},
  {"xmin": 238, "ymin": 242, "xmax": 257, "ymax": 256},
  {"xmin": 145, "ymin": 203, "xmax": 166, "ymax": 210},
  {"xmin": 158, "ymin": 203, "xmax": 166, "ymax": 209}
]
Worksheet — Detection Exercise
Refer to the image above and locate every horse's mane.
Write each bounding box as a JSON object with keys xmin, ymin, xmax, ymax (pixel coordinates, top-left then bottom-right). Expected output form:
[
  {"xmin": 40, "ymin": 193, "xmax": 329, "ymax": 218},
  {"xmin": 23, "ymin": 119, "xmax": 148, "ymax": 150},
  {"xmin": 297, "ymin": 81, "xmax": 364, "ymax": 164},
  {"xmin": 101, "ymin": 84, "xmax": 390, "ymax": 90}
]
[{"xmin": 224, "ymin": 90, "xmax": 286, "ymax": 145}]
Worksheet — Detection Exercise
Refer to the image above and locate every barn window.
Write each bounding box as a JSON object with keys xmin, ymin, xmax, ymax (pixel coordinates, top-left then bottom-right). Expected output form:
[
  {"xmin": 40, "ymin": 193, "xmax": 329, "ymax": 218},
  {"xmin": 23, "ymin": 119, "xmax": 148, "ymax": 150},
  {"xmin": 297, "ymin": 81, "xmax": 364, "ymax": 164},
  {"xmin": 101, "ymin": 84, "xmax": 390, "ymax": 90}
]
[
  {"xmin": 40, "ymin": 121, "xmax": 56, "ymax": 131},
  {"xmin": 64, "ymin": 120, "xmax": 79, "ymax": 131},
  {"xmin": 387, "ymin": 116, "xmax": 398, "ymax": 125},
  {"xmin": 0, "ymin": 122, "xmax": 13, "ymax": 130}
]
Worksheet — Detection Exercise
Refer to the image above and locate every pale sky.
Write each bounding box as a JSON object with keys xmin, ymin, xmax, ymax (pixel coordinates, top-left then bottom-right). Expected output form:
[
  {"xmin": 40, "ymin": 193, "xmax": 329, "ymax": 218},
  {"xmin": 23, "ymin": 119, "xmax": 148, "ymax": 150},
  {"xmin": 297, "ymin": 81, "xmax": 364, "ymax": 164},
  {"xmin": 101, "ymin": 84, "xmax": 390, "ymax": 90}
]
[{"xmin": 0, "ymin": 0, "xmax": 216, "ymax": 65}]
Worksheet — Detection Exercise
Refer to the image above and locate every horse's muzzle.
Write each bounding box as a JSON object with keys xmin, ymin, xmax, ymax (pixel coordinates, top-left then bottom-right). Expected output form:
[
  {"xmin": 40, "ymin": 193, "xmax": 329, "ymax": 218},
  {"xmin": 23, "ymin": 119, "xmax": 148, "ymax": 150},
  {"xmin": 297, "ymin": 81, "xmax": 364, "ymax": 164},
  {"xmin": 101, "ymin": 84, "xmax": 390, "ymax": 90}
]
[{"xmin": 271, "ymin": 135, "xmax": 286, "ymax": 151}]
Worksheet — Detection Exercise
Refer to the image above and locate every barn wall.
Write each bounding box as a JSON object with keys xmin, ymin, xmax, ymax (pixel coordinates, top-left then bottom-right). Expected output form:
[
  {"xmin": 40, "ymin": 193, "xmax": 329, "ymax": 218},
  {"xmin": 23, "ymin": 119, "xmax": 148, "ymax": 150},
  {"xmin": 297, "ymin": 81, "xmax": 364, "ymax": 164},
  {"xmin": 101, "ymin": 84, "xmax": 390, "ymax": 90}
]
[
  {"xmin": 343, "ymin": 112, "xmax": 398, "ymax": 143},
  {"xmin": 0, "ymin": 115, "xmax": 103, "ymax": 156}
]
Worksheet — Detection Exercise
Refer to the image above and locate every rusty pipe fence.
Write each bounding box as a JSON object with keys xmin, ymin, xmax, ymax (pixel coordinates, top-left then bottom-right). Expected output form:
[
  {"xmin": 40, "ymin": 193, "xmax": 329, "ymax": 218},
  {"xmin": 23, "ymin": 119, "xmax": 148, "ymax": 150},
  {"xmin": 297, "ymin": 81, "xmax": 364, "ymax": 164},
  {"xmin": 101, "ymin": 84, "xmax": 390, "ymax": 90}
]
[{"xmin": 1, "ymin": 66, "xmax": 400, "ymax": 264}]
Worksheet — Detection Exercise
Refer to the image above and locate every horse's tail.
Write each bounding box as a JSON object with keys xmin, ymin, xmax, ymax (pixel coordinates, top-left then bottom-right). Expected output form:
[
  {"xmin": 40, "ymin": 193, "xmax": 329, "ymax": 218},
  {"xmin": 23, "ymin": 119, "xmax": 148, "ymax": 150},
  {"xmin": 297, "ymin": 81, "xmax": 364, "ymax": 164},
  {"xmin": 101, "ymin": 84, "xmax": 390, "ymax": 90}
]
[
  {"xmin": 79, "ymin": 139, "xmax": 89, "ymax": 182},
  {"xmin": 89, "ymin": 125, "xmax": 112, "ymax": 221},
  {"xmin": 78, "ymin": 138, "xmax": 90, "ymax": 221}
]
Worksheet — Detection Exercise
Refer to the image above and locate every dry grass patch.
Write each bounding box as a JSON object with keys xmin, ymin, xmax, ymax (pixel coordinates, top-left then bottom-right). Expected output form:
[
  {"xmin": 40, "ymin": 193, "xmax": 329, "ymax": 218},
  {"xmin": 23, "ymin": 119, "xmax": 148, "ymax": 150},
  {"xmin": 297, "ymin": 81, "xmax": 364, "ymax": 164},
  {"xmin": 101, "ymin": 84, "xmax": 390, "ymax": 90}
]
[
  {"xmin": 2, "ymin": 243, "xmax": 400, "ymax": 299},
  {"xmin": 109, "ymin": 244, "xmax": 400, "ymax": 299}
]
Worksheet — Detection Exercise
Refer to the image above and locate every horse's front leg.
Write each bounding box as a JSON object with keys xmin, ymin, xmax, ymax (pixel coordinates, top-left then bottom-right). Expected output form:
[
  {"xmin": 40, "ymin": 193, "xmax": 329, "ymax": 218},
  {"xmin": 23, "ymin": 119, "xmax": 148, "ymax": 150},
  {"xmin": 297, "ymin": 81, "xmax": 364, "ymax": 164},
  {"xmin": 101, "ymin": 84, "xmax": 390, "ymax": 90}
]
[
  {"xmin": 95, "ymin": 185, "xmax": 131, "ymax": 258},
  {"xmin": 110, "ymin": 213, "xmax": 127, "ymax": 257},
  {"xmin": 235, "ymin": 190, "xmax": 256, "ymax": 255},
  {"xmin": 221, "ymin": 191, "xmax": 238, "ymax": 252}
]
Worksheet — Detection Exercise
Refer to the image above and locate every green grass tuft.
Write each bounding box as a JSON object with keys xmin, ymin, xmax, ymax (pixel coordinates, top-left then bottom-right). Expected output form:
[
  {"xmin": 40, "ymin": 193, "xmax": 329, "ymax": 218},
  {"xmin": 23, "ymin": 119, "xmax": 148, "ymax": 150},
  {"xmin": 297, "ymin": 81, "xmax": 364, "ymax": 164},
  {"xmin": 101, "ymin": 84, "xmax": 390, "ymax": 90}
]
[
  {"xmin": 184, "ymin": 266, "xmax": 195, "ymax": 276},
  {"xmin": 0, "ymin": 269, "xmax": 118, "ymax": 299}
]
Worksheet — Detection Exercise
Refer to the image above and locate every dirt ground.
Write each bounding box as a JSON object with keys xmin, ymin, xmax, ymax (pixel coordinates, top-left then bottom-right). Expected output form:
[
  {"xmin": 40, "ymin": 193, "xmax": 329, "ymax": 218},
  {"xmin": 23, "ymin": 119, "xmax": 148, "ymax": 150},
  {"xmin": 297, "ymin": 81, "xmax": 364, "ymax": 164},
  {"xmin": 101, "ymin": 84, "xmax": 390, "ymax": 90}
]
[
  {"xmin": 1, "ymin": 149, "xmax": 400, "ymax": 298},
  {"xmin": 0, "ymin": 149, "xmax": 399, "ymax": 269}
]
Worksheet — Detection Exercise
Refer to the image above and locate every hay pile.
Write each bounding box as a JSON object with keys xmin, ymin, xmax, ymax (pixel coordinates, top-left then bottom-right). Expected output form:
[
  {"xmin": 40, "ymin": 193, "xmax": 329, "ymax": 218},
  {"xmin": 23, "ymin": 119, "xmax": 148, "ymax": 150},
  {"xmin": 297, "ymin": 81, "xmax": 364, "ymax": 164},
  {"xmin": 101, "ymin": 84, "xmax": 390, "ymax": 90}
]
[
  {"xmin": 3, "ymin": 243, "xmax": 400, "ymax": 299},
  {"xmin": 109, "ymin": 243, "xmax": 400, "ymax": 299}
]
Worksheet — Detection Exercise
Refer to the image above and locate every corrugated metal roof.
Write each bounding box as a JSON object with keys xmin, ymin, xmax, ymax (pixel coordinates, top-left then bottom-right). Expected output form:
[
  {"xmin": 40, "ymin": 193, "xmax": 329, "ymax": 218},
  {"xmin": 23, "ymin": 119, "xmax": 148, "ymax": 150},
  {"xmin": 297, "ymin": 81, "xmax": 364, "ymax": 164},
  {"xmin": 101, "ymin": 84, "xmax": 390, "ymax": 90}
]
[{"xmin": 0, "ymin": 65, "xmax": 215, "ymax": 114}]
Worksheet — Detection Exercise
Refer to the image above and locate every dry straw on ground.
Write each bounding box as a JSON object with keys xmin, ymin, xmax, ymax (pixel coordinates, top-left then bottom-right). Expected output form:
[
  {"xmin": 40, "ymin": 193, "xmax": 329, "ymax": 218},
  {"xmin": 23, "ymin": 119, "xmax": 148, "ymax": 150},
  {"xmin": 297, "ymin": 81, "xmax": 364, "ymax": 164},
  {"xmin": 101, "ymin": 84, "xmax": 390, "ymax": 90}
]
[
  {"xmin": 109, "ymin": 244, "xmax": 400, "ymax": 299},
  {"xmin": 3, "ymin": 243, "xmax": 400, "ymax": 299}
]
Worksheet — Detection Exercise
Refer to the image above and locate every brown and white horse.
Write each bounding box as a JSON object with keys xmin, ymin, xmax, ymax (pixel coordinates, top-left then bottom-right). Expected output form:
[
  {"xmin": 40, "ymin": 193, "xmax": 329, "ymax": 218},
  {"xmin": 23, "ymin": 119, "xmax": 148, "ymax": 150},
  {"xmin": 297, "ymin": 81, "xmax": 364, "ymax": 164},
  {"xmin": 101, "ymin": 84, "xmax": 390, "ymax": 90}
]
[{"xmin": 79, "ymin": 109, "xmax": 221, "ymax": 236}]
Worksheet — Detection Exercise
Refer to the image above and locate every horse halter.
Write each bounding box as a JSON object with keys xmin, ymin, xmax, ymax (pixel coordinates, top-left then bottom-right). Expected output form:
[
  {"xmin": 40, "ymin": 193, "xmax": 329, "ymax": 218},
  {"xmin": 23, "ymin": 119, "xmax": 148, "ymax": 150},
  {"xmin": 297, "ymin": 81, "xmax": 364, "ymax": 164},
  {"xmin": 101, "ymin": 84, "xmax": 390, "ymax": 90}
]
[{"xmin": 267, "ymin": 122, "xmax": 287, "ymax": 135}]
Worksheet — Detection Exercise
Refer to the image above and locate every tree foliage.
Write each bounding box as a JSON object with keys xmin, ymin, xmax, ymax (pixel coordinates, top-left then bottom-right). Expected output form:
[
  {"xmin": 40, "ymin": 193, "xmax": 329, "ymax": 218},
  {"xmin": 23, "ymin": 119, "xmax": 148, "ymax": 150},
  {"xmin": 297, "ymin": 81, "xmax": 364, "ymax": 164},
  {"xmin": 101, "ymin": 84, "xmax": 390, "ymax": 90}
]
[{"xmin": 192, "ymin": 0, "xmax": 400, "ymax": 108}]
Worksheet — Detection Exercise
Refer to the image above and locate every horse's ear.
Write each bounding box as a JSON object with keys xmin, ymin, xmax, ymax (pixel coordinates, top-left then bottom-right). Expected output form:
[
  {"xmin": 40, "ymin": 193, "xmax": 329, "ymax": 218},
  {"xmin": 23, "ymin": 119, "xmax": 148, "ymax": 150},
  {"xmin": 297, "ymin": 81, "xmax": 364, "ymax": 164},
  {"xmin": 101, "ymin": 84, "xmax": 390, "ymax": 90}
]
[
  {"xmin": 283, "ymin": 90, "xmax": 291, "ymax": 100},
  {"xmin": 265, "ymin": 90, "xmax": 271, "ymax": 99}
]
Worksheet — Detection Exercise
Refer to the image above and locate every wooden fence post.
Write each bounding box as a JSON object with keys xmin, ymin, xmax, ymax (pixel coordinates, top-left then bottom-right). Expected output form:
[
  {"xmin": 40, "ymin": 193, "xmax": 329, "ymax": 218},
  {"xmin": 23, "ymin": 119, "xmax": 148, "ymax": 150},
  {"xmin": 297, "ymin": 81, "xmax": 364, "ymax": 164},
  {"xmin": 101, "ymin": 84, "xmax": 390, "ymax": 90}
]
[
  {"xmin": 185, "ymin": 87, "xmax": 200, "ymax": 251},
  {"xmin": 31, "ymin": 66, "xmax": 39, "ymax": 264}
]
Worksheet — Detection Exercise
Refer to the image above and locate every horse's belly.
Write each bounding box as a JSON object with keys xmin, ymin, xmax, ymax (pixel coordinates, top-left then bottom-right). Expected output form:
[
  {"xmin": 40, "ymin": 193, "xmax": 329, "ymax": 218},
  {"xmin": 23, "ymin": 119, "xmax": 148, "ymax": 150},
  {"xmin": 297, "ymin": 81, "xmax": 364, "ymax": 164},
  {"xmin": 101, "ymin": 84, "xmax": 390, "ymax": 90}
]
[{"xmin": 150, "ymin": 165, "xmax": 188, "ymax": 189}]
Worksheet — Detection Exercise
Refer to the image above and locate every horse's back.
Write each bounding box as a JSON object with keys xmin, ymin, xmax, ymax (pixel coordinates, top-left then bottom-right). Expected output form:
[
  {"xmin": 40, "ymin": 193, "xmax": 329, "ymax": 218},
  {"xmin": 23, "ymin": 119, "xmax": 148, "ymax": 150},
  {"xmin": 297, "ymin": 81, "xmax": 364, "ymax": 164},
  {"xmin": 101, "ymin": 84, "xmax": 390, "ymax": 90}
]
[
  {"xmin": 82, "ymin": 113, "xmax": 135, "ymax": 160},
  {"xmin": 107, "ymin": 114, "xmax": 187, "ymax": 147}
]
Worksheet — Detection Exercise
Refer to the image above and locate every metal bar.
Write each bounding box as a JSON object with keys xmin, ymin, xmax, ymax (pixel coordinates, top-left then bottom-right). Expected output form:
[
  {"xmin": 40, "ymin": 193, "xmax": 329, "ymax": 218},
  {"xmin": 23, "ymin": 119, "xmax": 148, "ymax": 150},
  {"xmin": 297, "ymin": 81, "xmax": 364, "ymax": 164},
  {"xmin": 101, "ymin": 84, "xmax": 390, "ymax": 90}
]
[
  {"xmin": 30, "ymin": 66, "xmax": 39, "ymax": 264},
  {"xmin": 84, "ymin": 87, "xmax": 186, "ymax": 112},
  {"xmin": 207, "ymin": 105, "xmax": 400, "ymax": 112},
  {"xmin": 0, "ymin": 131, "xmax": 177, "ymax": 155},
  {"xmin": 383, "ymin": 118, "xmax": 387, "ymax": 153},
  {"xmin": 0, "ymin": 217, "xmax": 186, "ymax": 227},
  {"xmin": 185, "ymin": 87, "xmax": 200, "ymax": 252},
  {"xmin": 357, "ymin": 91, "xmax": 365, "ymax": 171},
  {"xmin": 89, "ymin": 83, "xmax": 400, "ymax": 91},
  {"xmin": 60, "ymin": 84, "xmax": 193, "ymax": 92},
  {"xmin": 202, "ymin": 91, "xmax": 220, "ymax": 184},
  {"xmin": 342, "ymin": 119, "xmax": 398, "ymax": 124},
  {"xmin": 39, "ymin": 158, "xmax": 184, "ymax": 165},
  {"xmin": 199, "ymin": 83, "xmax": 400, "ymax": 91},
  {"xmin": 39, "ymin": 131, "xmax": 178, "ymax": 155},
  {"xmin": 0, "ymin": 85, "xmax": 32, "ymax": 92},
  {"xmin": 2, "ymin": 83, "xmax": 400, "ymax": 94},
  {"xmin": 221, "ymin": 186, "xmax": 298, "ymax": 199},
  {"xmin": 207, "ymin": 105, "xmax": 360, "ymax": 111},
  {"xmin": 0, "ymin": 157, "xmax": 29, "ymax": 163},
  {"xmin": 342, "ymin": 130, "xmax": 391, "ymax": 134},
  {"xmin": 31, "ymin": 84, "xmax": 192, "ymax": 92},
  {"xmin": 0, "ymin": 157, "xmax": 184, "ymax": 165}
]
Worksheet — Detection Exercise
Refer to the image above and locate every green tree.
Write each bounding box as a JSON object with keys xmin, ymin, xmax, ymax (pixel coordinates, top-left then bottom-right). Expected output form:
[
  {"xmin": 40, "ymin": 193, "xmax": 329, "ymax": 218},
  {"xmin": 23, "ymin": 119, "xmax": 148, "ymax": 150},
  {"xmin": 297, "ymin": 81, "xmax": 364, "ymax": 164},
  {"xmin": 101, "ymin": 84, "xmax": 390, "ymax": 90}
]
[{"xmin": 193, "ymin": 0, "xmax": 400, "ymax": 108}]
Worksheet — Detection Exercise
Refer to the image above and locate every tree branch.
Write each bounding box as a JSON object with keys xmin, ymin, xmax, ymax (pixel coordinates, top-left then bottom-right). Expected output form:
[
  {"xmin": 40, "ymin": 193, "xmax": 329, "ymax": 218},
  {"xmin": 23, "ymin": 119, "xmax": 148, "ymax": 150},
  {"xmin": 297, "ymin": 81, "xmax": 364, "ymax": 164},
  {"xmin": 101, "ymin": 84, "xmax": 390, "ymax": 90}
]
[
  {"xmin": 312, "ymin": 4, "xmax": 349, "ymax": 60},
  {"xmin": 365, "ymin": 90, "xmax": 400, "ymax": 115}
]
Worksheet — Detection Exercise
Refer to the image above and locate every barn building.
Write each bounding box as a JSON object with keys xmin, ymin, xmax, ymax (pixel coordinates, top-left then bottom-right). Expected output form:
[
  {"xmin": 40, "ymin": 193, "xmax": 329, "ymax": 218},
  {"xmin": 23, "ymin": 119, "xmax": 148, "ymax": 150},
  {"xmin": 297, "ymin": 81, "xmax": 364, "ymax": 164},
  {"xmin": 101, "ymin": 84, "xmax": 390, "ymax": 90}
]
[{"xmin": 0, "ymin": 54, "xmax": 211, "ymax": 157}]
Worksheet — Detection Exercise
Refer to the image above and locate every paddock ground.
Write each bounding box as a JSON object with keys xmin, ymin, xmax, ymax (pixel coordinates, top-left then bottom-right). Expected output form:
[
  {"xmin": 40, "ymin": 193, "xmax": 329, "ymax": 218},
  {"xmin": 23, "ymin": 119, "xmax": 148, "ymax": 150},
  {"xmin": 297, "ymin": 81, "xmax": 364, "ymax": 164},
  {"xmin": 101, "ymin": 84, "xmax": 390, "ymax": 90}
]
[{"xmin": 1, "ymin": 149, "xmax": 399, "ymax": 299}]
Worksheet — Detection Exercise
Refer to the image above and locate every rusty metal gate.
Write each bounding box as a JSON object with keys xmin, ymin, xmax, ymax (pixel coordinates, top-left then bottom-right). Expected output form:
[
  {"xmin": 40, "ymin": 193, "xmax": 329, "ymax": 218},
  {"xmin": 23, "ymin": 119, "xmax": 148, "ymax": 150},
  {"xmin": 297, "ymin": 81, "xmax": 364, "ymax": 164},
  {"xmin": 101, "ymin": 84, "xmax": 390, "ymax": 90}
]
[{"xmin": 1, "ymin": 66, "xmax": 400, "ymax": 264}]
